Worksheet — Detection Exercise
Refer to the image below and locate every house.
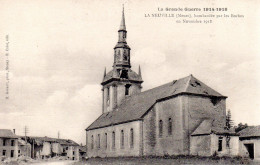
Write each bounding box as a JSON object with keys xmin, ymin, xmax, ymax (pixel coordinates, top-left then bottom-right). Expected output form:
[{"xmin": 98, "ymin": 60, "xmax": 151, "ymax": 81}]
[
  {"xmin": 0, "ymin": 129, "xmax": 19, "ymax": 159},
  {"xmin": 18, "ymin": 138, "xmax": 31, "ymax": 157},
  {"xmin": 78, "ymin": 145, "xmax": 87, "ymax": 160},
  {"xmin": 22, "ymin": 136, "xmax": 80, "ymax": 160},
  {"xmin": 190, "ymin": 119, "xmax": 239, "ymax": 156},
  {"xmin": 238, "ymin": 125, "xmax": 260, "ymax": 160},
  {"xmin": 85, "ymin": 7, "xmax": 239, "ymax": 158}
]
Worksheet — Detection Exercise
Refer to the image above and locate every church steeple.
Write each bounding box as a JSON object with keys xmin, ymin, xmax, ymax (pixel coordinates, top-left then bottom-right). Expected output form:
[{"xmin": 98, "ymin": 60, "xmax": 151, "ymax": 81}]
[
  {"xmin": 138, "ymin": 65, "xmax": 142, "ymax": 78},
  {"xmin": 119, "ymin": 5, "xmax": 126, "ymax": 31},
  {"xmin": 103, "ymin": 67, "xmax": 106, "ymax": 81},
  {"xmin": 101, "ymin": 6, "xmax": 143, "ymax": 113},
  {"xmin": 114, "ymin": 6, "xmax": 131, "ymax": 68}
]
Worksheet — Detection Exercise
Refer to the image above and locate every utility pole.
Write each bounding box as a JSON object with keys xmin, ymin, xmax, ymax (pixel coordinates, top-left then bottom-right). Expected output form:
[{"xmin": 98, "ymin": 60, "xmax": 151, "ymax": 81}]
[
  {"xmin": 24, "ymin": 126, "xmax": 29, "ymax": 141},
  {"xmin": 24, "ymin": 126, "xmax": 29, "ymax": 157},
  {"xmin": 58, "ymin": 131, "xmax": 60, "ymax": 139}
]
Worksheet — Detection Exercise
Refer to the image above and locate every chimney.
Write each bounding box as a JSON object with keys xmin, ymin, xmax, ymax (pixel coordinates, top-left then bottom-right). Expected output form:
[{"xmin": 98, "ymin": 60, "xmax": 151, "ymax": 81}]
[{"xmin": 13, "ymin": 129, "xmax": 15, "ymax": 134}]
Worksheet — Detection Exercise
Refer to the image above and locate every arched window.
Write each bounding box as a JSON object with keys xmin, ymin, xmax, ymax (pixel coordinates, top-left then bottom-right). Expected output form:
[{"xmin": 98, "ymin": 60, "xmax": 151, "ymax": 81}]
[
  {"xmin": 107, "ymin": 87, "xmax": 110, "ymax": 101},
  {"xmin": 105, "ymin": 133, "xmax": 107, "ymax": 149},
  {"xmin": 97, "ymin": 134, "xmax": 100, "ymax": 149},
  {"xmin": 121, "ymin": 130, "xmax": 124, "ymax": 149},
  {"xmin": 125, "ymin": 84, "xmax": 131, "ymax": 96},
  {"xmin": 159, "ymin": 120, "xmax": 163, "ymax": 137},
  {"xmin": 120, "ymin": 70, "xmax": 128, "ymax": 79},
  {"xmin": 168, "ymin": 118, "xmax": 172, "ymax": 135},
  {"xmin": 123, "ymin": 50, "xmax": 128, "ymax": 60},
  {"xmin": 130, "ymin": 128, "xmax": 134, "ymax": 148},
  {"xmin": 91, "ymin": 135, "xmax": 94, "ymax": 149},
  {"xmin": 112, "ymin": 131, "xmax": 115, "ymax": 149}
]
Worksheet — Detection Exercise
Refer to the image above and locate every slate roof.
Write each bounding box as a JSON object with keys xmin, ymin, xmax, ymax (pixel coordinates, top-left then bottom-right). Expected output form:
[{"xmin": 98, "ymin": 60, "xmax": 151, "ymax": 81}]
[
  {"xmin": 87, "ymin": 75, "xmax": 226, "ymax": 131},
  {"xmin": 102, "ymin": 68, "xmax": 142, "ymax": 84},
  {"xmin": 0, "ymin": 129, "xmax": 19, "ymax": 138},
  {"xmin": 114, "ymin": 42, "xmax": 130, "ymax": 49},
  {"xmin": 191, "ymin": 119, "xmax": 237, "ymax": 136},
  {"xmin": 239, "ymin": 125, "xmax": 260, "ymax": 138},
  {"xmin": 24, "ymin": 136, "xmax": 79, "ymax": 146}
]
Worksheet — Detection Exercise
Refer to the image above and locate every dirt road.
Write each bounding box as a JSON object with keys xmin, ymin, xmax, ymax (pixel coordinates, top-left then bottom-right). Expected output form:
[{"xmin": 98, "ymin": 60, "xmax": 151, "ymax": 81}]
[{"xmin": 31, "ymin": 160, "xmax": 76, "ymax": 165}]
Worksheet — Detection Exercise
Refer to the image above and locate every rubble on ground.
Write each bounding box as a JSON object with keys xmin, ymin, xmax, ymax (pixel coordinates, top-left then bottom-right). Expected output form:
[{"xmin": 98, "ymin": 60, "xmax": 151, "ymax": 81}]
[
  {"xmin": 0, "ymin": 155, "xmax": 37, "ymax": 165},
  {"xmin": 0, "ymin": 155, "xmax": 73, "ymax": 164}
]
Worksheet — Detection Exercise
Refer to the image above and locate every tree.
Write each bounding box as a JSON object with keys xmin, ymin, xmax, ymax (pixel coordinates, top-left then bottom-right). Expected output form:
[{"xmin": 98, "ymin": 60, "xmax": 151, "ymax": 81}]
[
  {"xmin": 226, "ymin": 109, "xmax": 233, "ymax": 130},
  {"xmin": 235, "ymin": 123, "xmax": 248, "ymax": 132}
]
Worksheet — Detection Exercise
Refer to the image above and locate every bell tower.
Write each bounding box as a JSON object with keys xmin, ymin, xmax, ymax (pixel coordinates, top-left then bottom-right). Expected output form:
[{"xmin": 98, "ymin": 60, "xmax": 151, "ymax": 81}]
[
  {"xmin": 101, "ymin": 6, "xmax": 143, "ymax": 113},
  {"xmin": 113, "ymin": 6, "xmax": 131, "ymax": 68}
]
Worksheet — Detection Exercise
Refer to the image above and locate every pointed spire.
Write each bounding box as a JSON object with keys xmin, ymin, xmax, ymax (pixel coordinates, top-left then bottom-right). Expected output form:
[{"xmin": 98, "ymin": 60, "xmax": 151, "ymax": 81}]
[
  {"xmin": 119, "ymin": 4, "xmax": 126, "ymax": 31},
  {"xmin": 138, "ymin": 65, "xmax": 142, "ymax": 79},
  {"xmin": 103, "ymin": 67, "xmax": 106, "ymax": 78}
]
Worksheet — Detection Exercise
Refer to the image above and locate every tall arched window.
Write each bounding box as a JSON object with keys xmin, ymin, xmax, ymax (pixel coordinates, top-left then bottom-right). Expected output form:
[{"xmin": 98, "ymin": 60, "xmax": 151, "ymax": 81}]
[
  {"xmin": 91, "ymin": 135, "xmax": 94, "ymax": 149},
  {"xmin": 112, "ymin": 131, "xmax": 115, "ymax": 149},
  {"xmin": 159, "ymin": 120, "xmax": 163, "ymax": 137},
  {"xmin": 107, "ymin": 87, "xmax": 110, "ymax": 103},
  {"xmin": 130, "ymin": 128, "xmax": 134, "ymax": 148},
  {"xmin": 168, "ymin": 118, "xmax": 172, "ymax": 135},
  {"xmin": 121, "ymin": 130, "xmax": 124, "ymax": 149},
  {"xmin": 105, "ymin": 133, "xmax": 107, "ymax": 149},
  {"xmin": 97, "ymin": 134, "xmax": 100, "ymax": 149}
]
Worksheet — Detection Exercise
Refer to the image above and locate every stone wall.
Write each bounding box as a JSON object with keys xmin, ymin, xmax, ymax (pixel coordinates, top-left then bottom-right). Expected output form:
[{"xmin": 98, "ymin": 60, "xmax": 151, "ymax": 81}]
[
  {"xmin": 211, "ymin": 134, "xmax": 239, "ymax": 156},
  {"xmin": 86, "ymin": 121, "xmax": 142, "ymax": 157},
  {"xmin": 143, "ymin": 96, "xmax": 185, "ymax": 156},
  {"xmin": 130, "ymin": 83, "xmax": 141, "ymax": 95},
  {"xmin": 18, "ymin": 144, "xmax": 31, "ymax": 157},
  {"xmin": 190, "ymin": 134, "xmax": 239, "ymax": 157},
  {"xmin": 0, "ymin": 138, "xmax": 18, "ymax": 158},
  {"xmin": 229, "ymin": 136, "xmax": 239, "ymax": 156},
  {"xmin": 182, "ymin": 95, "xmax": 226, "ymax": 153},
  {"xmin": 142, "ymin": 94, "xmax": 226, "ymax": 156},
  {"xmin": 65, "ymin": 145, "xmax": 79, "ymax": 160},
  {"xmin": 183, "ymin": 95, "xmax": 226, "ymax": 133},
  {"xmin": 239, "ymin": 138, "xmax": 260, "ymax": 160},
  {"xmin": 190, "ymin": 135, "xmax": 211, "ymax": 156},
  {"xmin": 103, "ymin": 82, "xmax": 141, "ymax": 113}
]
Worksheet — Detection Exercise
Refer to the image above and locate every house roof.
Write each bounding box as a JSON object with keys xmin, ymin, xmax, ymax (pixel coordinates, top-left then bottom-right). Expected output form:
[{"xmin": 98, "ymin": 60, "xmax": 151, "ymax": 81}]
[
  {"xmin": 191, "ymin": 119, "xmax": 237, "ymax": 136},
  {"xmin": 0, "ymin": 129, "xmax": 19, "ymax": 138},
  {"xmin": 18, "ymin": 139, "xmax": 30, "ymax": 146},
  {"xmin": 191, "ymin": 119, "xmax": 214, "ymax": 135},
  {"xmin": 239, "ymin": 125, "xmax": 260, "ymax": 138},
  {"xmin": 87, "ymin": 75, "xmax": 226, "ymax": 131},
  {"xmin": 24, "ymin": 136, "xmax": 79, "ymax": 146}
]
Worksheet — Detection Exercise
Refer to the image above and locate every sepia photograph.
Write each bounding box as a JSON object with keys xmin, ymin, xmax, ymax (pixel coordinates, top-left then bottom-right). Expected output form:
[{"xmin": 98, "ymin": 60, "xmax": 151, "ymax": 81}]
[{"xmin": 0, "ymin": 0, "xmax": 260, "ymax": 164}]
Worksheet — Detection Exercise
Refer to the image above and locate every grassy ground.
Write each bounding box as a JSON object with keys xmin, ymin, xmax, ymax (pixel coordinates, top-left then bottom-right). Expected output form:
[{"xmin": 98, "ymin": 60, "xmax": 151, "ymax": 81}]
[
  {"xmin": 73, "ymin": 156, "xmax": 257, "ymax": 165},
  {"xmin": 0, "ymin": 160, "xmax": 75, "ymax": 165}
]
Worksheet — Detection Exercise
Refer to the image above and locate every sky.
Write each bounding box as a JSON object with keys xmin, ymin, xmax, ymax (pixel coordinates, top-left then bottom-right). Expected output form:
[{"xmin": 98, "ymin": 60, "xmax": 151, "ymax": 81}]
[{"xmin": 0, "ymin": 0, "xmax": 259, "ymax": 144}]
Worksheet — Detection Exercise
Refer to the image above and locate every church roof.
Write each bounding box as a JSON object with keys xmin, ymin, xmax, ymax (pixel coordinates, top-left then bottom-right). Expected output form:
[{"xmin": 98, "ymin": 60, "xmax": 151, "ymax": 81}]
[
  {"xmin": 238, "ymin": 125, "xmax": 260, "ymax": 138},
  {"xmin": 87, "ymin": 75, "xmax": 226, "ymax": 131},
  {"xmin": 102, "ymin": 68, "xmax": 142, "ymax": 84}
]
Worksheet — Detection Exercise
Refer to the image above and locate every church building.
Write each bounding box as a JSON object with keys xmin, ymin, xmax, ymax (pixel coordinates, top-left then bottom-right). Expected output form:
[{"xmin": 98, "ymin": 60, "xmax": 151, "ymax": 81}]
[{"xmin": 85, "ymin": 8, "xmax": 239, "ymax": 158}]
